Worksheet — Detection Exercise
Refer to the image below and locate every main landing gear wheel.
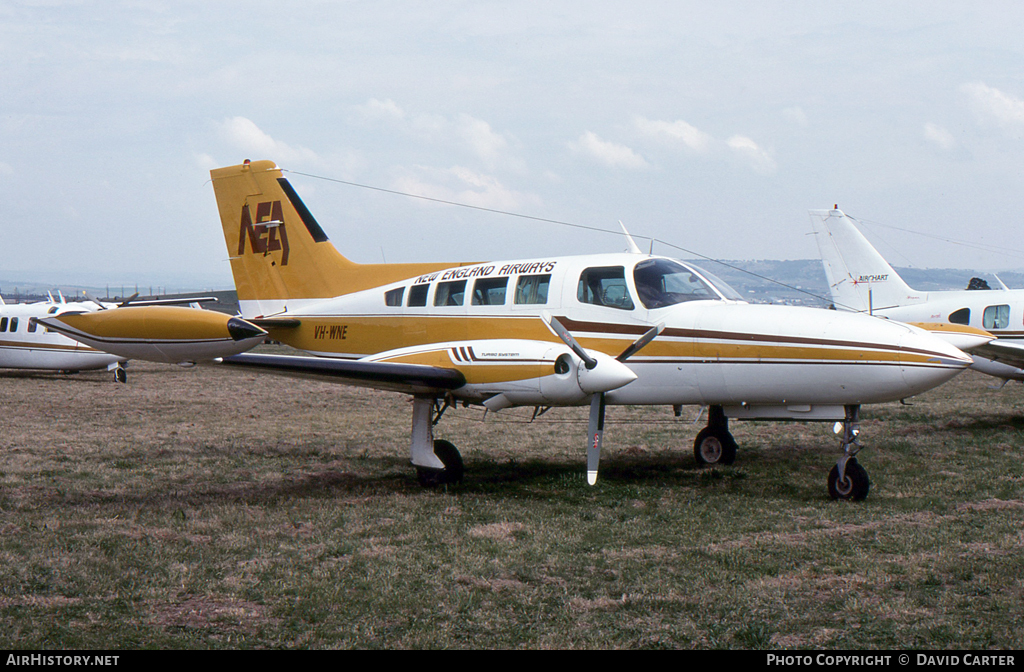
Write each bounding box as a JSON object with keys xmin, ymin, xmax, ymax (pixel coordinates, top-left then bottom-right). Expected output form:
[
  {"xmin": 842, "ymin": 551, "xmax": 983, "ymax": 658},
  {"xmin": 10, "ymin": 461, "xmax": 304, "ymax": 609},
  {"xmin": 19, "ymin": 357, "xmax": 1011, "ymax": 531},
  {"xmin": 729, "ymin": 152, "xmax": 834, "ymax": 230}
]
[
  {"xmin": 693, "ymin": 427, "xmax": 737, "ymax": 465},
  {"xmin": 113, "ymin": 367, "xmax": 127, "ymax": 384},
  {"xmin": 828, "ymin": 459, "xmax": 870, "ymax": 501},
  {"xmin": 693, "ymin": 406, "xmax": 737, "ymax": 466},
  {"xmin": 416, "ymin": 439, "xmax": 464, "ymax": 487}
]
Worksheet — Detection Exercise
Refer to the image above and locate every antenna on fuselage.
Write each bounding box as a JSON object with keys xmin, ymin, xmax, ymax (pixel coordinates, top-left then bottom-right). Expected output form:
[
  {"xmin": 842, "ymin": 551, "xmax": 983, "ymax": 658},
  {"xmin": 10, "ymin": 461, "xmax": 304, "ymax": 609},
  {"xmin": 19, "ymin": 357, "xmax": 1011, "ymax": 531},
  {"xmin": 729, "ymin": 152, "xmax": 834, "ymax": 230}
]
[{"xmin": 619, "ymin": 221, "xmax": 643, "ymax": 254}]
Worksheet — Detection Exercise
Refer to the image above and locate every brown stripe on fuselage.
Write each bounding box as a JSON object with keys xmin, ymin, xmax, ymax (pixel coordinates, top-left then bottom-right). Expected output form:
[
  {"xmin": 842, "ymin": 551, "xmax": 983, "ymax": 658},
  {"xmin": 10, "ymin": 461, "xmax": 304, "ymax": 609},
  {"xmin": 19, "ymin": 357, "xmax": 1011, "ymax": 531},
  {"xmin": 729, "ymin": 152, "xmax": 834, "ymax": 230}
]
[{"xmin": 272, "ymin": 313, "xmax": 955, "ymax": 365}]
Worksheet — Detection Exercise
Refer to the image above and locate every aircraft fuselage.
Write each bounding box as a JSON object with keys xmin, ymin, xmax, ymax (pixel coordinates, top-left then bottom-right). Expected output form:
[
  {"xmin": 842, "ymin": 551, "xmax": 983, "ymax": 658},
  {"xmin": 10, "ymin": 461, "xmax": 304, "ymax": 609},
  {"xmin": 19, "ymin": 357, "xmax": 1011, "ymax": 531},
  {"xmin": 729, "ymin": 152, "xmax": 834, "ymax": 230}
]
[{"xmin": 250, "ymin": 252, "xmax": 970, "ymax": 417}]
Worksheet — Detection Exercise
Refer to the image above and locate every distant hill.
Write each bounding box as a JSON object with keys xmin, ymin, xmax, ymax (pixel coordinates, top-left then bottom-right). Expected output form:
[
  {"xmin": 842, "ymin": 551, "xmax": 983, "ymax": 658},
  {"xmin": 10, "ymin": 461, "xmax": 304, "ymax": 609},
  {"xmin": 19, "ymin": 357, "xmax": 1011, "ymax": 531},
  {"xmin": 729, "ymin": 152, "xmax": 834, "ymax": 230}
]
[{"xmin": 688, "ymin": 260, "xmax": 1024, "ymax": 307}]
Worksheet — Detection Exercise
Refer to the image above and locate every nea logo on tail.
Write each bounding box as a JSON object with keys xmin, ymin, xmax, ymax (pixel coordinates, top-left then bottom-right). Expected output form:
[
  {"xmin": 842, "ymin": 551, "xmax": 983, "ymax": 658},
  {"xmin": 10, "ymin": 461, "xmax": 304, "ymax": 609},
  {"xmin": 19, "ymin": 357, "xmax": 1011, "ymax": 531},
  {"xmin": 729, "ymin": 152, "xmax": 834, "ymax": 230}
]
[{"xmin": 238, "ymin": 201, "xmax": 290, "ymax": 265}]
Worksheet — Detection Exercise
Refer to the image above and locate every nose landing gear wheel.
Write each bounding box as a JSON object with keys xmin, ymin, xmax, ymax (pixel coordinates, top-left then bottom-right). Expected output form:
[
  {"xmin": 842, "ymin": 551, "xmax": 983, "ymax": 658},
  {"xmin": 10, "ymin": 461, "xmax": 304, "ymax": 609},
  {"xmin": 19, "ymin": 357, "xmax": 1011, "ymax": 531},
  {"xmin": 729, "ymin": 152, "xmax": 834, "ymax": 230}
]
[
  {"xmin": 693, "ymin": 427, "xmax": 737, "ymax": 465},
  {"xmin": 828, "ymin": 458, "xmax": 870, "ymax": 501}
]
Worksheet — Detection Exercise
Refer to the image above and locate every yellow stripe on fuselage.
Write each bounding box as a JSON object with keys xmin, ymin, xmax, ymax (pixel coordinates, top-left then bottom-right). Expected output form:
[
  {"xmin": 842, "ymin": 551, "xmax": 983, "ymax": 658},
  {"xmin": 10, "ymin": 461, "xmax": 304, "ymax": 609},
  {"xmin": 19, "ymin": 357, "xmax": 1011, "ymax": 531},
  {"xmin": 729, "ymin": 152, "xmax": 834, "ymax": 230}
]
[
  {"xmin": 0, "ymin": 339, "xmax": 95, "ymax": 353},
  {"xmin": 271, "ymin": 314, "xmax": 946, "ymax": 367},
  {"xmin": 376, "ymin": 348, "xmax": 556, "ymax": 384},
  {"xmin": 269, "ymin": 315, "xmax": 559, "ymax": 356}
]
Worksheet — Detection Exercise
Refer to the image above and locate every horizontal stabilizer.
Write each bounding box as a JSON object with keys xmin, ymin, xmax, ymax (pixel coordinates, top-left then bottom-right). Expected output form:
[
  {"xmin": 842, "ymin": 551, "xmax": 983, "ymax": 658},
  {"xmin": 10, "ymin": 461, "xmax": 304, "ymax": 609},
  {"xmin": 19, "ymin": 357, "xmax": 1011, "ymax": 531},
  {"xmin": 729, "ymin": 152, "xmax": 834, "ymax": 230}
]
[
  {"xmin": 249, "ymin": 317, "xmax": 302, "ymax": 328},
  {"xmin": 122, "ymin": 296, "xmax": 219, "ymax": 307}
]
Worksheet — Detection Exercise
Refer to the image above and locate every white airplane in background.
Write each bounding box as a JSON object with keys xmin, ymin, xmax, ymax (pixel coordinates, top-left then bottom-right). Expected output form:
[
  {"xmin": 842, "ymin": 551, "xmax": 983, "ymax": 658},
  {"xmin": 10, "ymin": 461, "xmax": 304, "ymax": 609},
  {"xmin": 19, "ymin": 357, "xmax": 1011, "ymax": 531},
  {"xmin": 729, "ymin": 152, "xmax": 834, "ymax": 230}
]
[
  {"xmin": 0, "ymin": 293, "xmax": 126, "ymax": 380},
  {"xmin": 3, "ymin": 292, "xmax": 267, "ymax": 382},
  {"xmin": 43, "ymin": 161, "xmax": 977, "ymax": 501},
  {"xmin": 809, "ymin": 208, "xmax": 1024, "ymax": 383}
]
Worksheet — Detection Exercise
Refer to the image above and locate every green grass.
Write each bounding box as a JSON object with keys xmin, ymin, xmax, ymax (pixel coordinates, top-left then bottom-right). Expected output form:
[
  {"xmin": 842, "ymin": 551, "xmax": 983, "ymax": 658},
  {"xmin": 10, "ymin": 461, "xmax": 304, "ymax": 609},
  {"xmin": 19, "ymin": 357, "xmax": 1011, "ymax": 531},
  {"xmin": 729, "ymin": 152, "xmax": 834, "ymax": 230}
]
[{"xmin": 1, "ymin": 357, "xmax": 1022, "ymax": 649}]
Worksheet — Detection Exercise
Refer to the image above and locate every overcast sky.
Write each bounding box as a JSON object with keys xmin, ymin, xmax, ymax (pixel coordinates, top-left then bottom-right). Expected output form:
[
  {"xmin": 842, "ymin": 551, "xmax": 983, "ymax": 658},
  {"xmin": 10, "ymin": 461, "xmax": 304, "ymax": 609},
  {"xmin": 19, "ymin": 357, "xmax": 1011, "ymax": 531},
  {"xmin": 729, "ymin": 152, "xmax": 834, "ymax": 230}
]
[{"xmin": 3, "ymin": 1, "xmax": 1024, "ymax": 289}]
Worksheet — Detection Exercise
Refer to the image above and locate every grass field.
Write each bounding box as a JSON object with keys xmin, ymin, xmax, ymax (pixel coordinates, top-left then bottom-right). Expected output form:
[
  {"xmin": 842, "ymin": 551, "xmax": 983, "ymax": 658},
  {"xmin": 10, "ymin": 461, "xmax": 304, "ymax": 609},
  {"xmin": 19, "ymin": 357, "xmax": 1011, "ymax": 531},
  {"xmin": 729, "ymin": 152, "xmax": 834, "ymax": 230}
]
[{"xmin": 1, "ymin": 352, "xmax": 1023, "ymax": 649}]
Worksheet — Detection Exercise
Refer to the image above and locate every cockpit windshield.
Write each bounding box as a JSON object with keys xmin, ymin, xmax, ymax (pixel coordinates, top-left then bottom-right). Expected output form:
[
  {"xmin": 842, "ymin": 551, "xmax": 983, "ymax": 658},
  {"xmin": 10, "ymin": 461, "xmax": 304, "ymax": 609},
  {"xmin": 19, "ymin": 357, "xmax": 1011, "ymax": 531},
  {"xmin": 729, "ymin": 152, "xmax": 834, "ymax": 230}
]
[
  {"xmin": 632, "ymin": 258, "xmax": 742, "ymax": 309},
  {"xmin": 694, "ymin": 266, "xmax": 745, "ymax": 301}
]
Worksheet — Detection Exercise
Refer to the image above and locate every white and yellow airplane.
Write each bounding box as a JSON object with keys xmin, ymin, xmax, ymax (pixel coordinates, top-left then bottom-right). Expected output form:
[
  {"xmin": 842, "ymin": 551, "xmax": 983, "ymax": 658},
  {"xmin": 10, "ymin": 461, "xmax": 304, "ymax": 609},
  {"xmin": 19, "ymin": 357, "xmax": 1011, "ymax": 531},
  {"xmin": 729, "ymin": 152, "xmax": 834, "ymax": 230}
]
[
  {"xmin": 0, "ymin": 294, "xmax": 127, "ymax": 380},
  {"xmin": 92, "ymin": 158, "xmax": 966, "ymax": 502},
  {"xmin": 810, "ymin": 208, "xmax": 1024, "ymax": 382}
]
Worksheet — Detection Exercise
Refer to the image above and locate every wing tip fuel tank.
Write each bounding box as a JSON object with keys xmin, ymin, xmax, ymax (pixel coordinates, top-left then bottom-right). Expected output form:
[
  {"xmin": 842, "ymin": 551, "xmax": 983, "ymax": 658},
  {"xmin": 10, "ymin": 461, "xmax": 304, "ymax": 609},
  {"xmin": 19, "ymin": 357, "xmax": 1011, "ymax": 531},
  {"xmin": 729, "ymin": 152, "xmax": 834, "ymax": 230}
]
[{"xmin": 38, "ymin": 306, "xmax": 267, "ymax": 365}]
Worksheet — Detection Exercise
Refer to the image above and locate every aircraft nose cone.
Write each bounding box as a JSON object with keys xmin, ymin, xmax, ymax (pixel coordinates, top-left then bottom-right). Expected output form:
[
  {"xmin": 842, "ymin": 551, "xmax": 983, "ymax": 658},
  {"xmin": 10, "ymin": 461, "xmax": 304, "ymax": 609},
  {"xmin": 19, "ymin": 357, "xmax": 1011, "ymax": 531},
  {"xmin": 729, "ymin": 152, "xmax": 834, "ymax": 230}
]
[
  {"xmin": 577, "ymin": 353, "xmax": 638, "ymax": 394},
  {"xmin": 227, "ymin": 317, "xmax": 267, "ymax": 343}
]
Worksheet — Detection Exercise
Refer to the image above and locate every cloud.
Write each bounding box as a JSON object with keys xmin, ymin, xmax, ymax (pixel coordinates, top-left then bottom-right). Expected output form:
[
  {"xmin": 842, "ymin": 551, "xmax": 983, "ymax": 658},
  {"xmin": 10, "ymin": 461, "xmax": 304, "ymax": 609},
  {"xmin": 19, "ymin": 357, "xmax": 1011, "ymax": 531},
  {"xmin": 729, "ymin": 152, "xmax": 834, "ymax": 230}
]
[
  {"xmin": 923, "ymin": 122, "xmax": 956, "ymax": 150},
  {"xmin": 354, "ymin": 98, "xmax": 406, "ymax": 121},
  {"xmin": 391, "ymin": 166, "xmax": 541, "ymax": 212},
  {"xmin": 782, "ymin": 106, "xmax": 809, "ymax": 127},
  {"xmin": 456, "ymin": 114, "xmax": 511, "ymax": 167},
  {"xmin": 962, "ymin": 82, "xmax": 1024, "ymax": 130},
  {"xmin": 217, "ymin": 117, "xmax": 319, "ymax": 164},
  {"xmin": 726, "ymin": 135, "xmax": 777, "ymax": 174},
  {"xmin": 353, "ymin": 100, "xmax": 518, "ymax": 169},
  {"xmin": 633, "ymin": 116, "xmax": 712, "ymax": 153},
  {"xmin": 571, "ymin": 131, "xmax": 648, "ymax": 169}
]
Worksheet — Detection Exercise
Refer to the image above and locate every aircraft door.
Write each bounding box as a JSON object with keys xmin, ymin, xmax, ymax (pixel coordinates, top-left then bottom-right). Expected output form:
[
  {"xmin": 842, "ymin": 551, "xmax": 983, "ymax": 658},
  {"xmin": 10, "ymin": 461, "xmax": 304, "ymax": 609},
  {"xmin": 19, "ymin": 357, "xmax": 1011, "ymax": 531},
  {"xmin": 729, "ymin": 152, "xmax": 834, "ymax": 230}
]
[{"xmin": 692, "ymin": 304, "xmax": 728, "ymax": 403}]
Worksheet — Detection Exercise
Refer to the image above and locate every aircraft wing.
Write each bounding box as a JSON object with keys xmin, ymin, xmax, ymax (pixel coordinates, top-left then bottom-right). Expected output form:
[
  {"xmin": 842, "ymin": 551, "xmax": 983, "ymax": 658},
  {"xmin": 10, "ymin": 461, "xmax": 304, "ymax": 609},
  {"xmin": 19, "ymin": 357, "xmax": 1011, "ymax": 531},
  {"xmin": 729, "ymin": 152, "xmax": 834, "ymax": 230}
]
[
  {"xmin": 968, "ymin": 339, "xmax": 1024, "ymax": 372},
  {"xmin": 217, "ymin": 352, "xmax": 467, "ymax": 395}
]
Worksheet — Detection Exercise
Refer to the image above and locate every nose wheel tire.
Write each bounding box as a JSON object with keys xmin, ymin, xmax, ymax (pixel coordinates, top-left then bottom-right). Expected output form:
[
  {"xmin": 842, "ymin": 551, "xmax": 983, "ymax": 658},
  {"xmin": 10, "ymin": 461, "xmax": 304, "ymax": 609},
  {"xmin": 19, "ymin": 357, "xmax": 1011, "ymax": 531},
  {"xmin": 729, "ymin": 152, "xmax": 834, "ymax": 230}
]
[
  {"xmin": 828, "ymin": 459, "xmax": 870, "ymax": 501},
  {"xmin": 693, "ymin": 427, "xmax": 737, "ymax": 466},
  {"xmin": 416, "ymin": 439, "xmax": 464, "ymax": 487}
]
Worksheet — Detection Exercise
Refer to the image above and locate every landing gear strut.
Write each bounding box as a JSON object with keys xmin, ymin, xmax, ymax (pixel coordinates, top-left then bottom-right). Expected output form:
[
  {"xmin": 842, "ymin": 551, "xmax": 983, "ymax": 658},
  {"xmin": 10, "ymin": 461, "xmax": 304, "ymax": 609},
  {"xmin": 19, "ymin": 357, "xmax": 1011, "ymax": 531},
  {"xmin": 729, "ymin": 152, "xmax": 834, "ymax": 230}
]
[
  {"xmin": 410, "ymin": 396, "xmax": 463, "ymax": 487},
  {"xmin": 827, "ymin": 405, "xmax": 870, "ymax": 500},
  {"xmin": 693, "ymin": 405, "xmax": 737, "ymax": 466}
]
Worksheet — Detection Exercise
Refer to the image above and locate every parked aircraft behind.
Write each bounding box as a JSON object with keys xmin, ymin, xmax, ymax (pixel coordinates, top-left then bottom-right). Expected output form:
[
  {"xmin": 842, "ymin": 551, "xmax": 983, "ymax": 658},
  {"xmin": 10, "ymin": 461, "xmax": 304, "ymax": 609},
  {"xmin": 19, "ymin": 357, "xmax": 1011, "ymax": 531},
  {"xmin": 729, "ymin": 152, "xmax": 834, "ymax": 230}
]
[
  {"xmin": 809, "ymin": 208, "xmax": 1024, "ymax": 382},
  {"xmin": 0, "ymin": 294, "xmax": 126, "ymax": 380},
  {"xmin": 4, "ymin": 291, "xmax": 266, "ymax": 381},
  {"xmin": 117, "ymin": 159, "xmax": 971, "ymax": 502},
  {"xmin": 40, "ymin": 305, "xmax": 267, "ymax": 366}
]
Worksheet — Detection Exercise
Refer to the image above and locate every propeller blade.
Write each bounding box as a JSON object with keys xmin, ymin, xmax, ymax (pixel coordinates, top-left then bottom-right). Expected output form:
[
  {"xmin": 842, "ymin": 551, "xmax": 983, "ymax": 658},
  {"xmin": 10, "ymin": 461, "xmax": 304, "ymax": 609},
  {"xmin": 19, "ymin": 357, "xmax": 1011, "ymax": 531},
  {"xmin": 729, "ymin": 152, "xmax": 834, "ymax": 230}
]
[
  {"xmin": 81, "ymin": 291, "xmax": 108, "ymax": 310},
  {"xmin": 118, "ymin": 292, "xmax": 140, "ymax": 307},
  {"xmin": 544, "ymin": 313, "xmax": 598, "ymax": 370},
  {"xmin": 617, "ymin": 322, "xmax": 665, "ymax": 362},
  {"xmin": 587, "ymin": 393, "xmax": 606, "ymax": 485}
]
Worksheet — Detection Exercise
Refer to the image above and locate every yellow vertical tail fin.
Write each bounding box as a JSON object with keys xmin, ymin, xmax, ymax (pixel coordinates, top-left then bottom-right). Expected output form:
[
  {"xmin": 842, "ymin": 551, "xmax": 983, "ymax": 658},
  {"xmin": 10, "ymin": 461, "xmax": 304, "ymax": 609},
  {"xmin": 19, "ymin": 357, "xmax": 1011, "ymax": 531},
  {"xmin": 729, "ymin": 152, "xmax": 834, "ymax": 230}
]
[{"xmin": 210, "ymin": 160, "xmax": 457, "ymax": 317}]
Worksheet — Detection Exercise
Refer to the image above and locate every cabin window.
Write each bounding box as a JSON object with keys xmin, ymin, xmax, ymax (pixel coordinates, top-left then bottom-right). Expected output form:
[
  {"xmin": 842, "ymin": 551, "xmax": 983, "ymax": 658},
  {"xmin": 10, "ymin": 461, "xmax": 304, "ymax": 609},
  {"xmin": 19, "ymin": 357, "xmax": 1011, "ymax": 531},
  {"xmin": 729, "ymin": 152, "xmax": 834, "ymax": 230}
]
[
  {"xmin": 0, "ymin": 317, "xmax": 6, "ymax": 332},
  {"xmin": 9, "ymin": 318, "xmax": 18, "ymax": 332},
  {"xmin": 384, "ymin": 287, "xmax": 404, "ymax": 307},
  {"xmin": 633, "ymin": 258, "xmax": 717, "ymax": 309},
  {"xmin": 407, "ymin": 284, "xmax": 429, "ymax": 307},
  {"xmin": 577, "ymin": 266, "xmax": 634, "ymax": 310},
  {"xmin": 27, "ymin": 318, "xmax": 37, "ymax": 333},
  {"xmin": 434, "ymin": 280, "xmax": 466, "ymax": 306},
  {"xmin": 948, "ymin": 308, "xmax": 970, "ymax": 325},
  {"xmin": 983, "ymin": 304, "xmax": 1010, "ymax": 330},
  {"xmin": 514, "ymin": 274, "xmax": 550, "ymax": 305},
  {"xmin": 472, "ymin": 278, "xmax": 508, "ymax": 306},
  {"xmin": 48, "ymin": 306, "xmax": 59, "ymax": 314}
]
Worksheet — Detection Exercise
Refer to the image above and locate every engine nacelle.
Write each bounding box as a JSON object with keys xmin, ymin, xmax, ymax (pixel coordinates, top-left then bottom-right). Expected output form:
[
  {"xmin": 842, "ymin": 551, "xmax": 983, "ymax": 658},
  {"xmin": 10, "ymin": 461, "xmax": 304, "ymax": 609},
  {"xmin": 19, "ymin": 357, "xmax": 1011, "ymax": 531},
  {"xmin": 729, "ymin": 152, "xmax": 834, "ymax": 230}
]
[{"xmin": 367, "ymin": 338, "xmax": 637, "ymax": 409}]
